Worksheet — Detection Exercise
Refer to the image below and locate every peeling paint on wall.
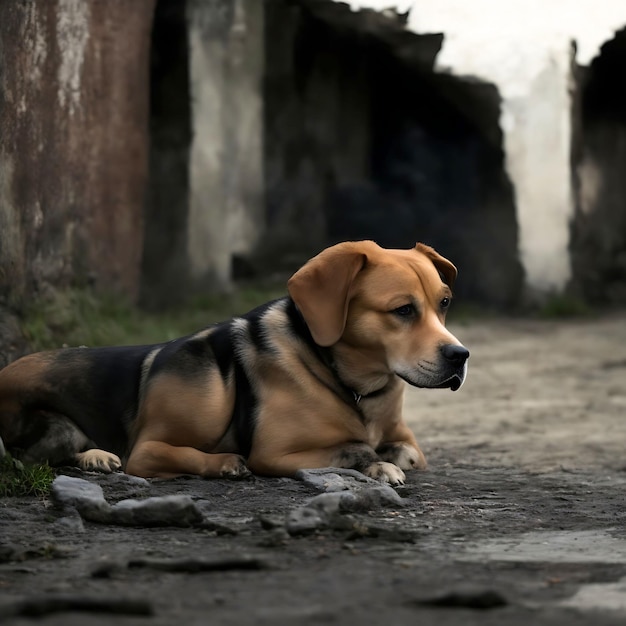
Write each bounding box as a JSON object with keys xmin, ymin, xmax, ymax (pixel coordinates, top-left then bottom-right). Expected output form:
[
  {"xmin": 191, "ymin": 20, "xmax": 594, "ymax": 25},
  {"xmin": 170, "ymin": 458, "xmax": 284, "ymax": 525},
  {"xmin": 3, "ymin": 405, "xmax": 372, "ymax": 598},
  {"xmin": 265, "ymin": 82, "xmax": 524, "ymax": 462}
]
[
  {"xmin": 56, "ymin": 0, "xmax": 90, "ymax": 114},
  {"xmin": 22, "ymin": 2, "xmax": 47, "ymax": 87}
]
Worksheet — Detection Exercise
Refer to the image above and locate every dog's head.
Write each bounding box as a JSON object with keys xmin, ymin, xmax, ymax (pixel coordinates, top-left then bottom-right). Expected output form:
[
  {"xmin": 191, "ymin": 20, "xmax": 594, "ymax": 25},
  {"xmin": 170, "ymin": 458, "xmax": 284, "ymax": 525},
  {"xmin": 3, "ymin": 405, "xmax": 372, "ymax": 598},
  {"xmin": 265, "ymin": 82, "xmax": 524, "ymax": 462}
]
[{"xmin": 288, "ymin": 240, "xmax": 469, "ymax": 391}]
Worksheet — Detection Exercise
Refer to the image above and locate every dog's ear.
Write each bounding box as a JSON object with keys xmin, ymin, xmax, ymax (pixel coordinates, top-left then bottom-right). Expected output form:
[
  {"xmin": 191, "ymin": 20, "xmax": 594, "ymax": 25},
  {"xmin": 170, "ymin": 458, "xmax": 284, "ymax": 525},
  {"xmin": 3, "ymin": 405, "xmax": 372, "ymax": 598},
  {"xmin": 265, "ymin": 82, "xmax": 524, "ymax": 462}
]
[
  {"xmin": 415, "ymin": 243, "xmax": 457, "ymax": 289},
  {"xmin": 288, "ymin": 244, "xmax": 367, "ymax": 347}
]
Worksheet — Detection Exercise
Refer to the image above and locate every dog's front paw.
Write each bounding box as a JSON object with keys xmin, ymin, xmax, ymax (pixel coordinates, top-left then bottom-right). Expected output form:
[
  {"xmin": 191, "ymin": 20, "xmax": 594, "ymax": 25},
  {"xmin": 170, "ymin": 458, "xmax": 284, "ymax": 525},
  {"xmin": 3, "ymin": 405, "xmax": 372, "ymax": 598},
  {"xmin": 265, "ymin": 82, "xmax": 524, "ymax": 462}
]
[
  {"xmin": 377, "ymin": 442, "xmax": 427, "ymax": 470},
  {"xmin": 75, "ymin": 449, "xmax": 122, "ymax": 473},
  {"xmin": 219, "ymin": 454, "xmax": 252, "ymax": 480},
  {"xmin": 363, "ymin": 461, "xmax": 406, "ymax": 486}
]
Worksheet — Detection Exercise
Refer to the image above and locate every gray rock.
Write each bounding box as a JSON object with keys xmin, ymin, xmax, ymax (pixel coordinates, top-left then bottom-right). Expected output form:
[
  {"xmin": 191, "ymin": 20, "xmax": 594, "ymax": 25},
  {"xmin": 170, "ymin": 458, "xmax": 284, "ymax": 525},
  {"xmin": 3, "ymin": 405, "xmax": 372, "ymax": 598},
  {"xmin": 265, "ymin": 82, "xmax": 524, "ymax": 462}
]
[
  {"xmin": 285, "ymin": 484, "xmax": 404, "ymax": 536},
  {"xmin": 295, "ymin": 468, "xmax": 380, "ymax": 492},
  {"xmin": 285, "ymin": 506, "xmax": 327, "ymax": 535},
  {"xmin": 51, "ymin": 475, "xmax": 111, "ymax": 520},
  {"xmin": 110, "ymin": 495, "xmax": 203, "ymax": 527},
  {"xmin": 51, "ymin": 475, "xmax": 202, "ymax": 527},
  {"xmin": 107, "ymin": 473, "xmax": 150, "ymax": 488},
  {"xmin": 351, "ymin": 485, "xmax": 405, "ymax": 509}
]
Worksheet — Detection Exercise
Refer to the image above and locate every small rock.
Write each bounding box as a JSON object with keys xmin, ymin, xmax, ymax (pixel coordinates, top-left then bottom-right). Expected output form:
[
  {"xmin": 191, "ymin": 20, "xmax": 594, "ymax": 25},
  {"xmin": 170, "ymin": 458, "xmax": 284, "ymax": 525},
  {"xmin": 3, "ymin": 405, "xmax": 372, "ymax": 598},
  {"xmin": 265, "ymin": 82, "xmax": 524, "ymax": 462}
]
[
  {"xmin": 110, "ymin": 495, "xmax": 203, "ymax": 527},
  {"xmin": 295, "ymin": 468, "xmax": 380, "ymax": 492},
  {"xmin": 351, "ymin": 485, "xmax": 405, "ymax": 509},
  {"xmin": 285, "ymin": 506, "xmax": 327, "ymax": 535},
  {"xmin": 107, "ymin": 474, "xmax": 150, "ymax": 488},
  {"xmin": 51, "ymin": 476, "xmax": 111, "ymax": 521},
  {"xmin": 258, "ymin": 513, "xmax": 285, "ymax": 530},
  {"xmin": 52, "ymin": 476, "xmax": 203, "ymax": 527},
  {"xmin": 285, "ymin": 484, "xmax": 404, "ymax": 536}
]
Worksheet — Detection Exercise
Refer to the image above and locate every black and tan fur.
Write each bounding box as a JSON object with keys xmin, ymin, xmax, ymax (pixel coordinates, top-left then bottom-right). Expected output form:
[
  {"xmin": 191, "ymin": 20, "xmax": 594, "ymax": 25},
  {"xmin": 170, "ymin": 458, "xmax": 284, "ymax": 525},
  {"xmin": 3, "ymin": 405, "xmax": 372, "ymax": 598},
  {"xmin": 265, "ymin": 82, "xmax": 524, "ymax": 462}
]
[{"xmin": 0, "ymin": 241, "xmax": 469, "ymax": 485}]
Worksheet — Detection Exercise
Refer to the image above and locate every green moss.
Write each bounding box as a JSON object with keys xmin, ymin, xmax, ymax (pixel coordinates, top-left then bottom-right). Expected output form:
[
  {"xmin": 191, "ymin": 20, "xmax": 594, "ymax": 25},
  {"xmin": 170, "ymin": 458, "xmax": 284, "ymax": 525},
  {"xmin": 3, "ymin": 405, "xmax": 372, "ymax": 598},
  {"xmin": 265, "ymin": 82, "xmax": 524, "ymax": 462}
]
[{"xmin": 0, "ymin": 453, "xmax": 55, "ymax": 498}]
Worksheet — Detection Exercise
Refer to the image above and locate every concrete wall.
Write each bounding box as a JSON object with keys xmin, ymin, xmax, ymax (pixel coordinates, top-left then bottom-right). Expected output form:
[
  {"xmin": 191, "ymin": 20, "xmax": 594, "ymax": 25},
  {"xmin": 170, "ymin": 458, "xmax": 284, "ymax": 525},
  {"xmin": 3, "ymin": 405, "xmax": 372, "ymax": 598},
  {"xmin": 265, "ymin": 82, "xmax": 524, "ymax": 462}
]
[
  {"xmin": 141, "ymin": 0, "xmax": 265, "ymax": 306},
  {"xmin": 262, "ymin": 0, "xmax": 373, "ymax": 269},
  {"xmin": 0, "ymin": 0, "xmax": 154, "ymax": 363},
  {"xmin": 187, "ymin": 0, "xmax": 264, "ymax": 290}
]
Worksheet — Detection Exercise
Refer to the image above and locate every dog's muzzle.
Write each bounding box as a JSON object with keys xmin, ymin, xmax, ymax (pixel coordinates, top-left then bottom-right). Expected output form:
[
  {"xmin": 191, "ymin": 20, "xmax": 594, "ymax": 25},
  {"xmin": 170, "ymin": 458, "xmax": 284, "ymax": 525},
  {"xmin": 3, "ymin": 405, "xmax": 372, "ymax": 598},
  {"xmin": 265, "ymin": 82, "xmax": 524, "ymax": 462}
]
[{"xmin": 398, "ymin": 344, "xmax": 470, "ymax": 392}]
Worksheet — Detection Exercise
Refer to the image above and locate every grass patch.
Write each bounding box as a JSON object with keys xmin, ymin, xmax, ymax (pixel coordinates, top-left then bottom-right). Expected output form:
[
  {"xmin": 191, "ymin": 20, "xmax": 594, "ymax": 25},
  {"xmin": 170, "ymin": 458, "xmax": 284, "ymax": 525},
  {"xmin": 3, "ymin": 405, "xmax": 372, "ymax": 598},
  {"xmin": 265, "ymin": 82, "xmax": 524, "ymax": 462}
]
[
  {"xmin": 0, "ymin": 453, "xmax": 55, "ymax": 498},
  {"xmin": 21, "ymin": 285, "xmax": 286, "ymax": 351},
  {"xmin": 537, "ymin": 294, "xmax": 591, "ymax": 319}
]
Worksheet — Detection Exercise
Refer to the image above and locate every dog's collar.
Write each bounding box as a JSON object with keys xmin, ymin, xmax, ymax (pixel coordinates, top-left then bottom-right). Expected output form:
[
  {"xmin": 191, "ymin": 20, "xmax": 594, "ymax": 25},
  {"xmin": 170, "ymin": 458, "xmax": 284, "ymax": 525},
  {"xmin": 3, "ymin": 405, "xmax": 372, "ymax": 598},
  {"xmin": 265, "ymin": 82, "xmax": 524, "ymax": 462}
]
[{"xmin": 351, "ymin": 384, "xmax": 390, "ymax": 406}]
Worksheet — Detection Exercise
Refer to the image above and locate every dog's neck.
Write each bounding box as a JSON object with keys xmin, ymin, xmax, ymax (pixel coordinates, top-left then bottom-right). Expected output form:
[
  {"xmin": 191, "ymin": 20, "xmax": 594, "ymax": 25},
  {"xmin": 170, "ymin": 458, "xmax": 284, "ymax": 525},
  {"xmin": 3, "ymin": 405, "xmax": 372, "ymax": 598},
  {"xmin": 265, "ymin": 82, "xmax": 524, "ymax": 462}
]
[
  {"xmin": 327, "ymin": 343, "xmax": 395, "ymax": 402},
  {"xmin": 288, "ymin": 298, "xmax": 394, "ymax": 405}
]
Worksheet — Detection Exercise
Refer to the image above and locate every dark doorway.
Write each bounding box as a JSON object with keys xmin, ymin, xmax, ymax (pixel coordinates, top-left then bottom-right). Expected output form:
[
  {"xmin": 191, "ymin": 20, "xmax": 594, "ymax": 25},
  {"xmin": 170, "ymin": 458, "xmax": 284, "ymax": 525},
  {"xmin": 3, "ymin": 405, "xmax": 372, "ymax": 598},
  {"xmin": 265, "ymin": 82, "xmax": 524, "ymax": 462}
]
[
  {"xmin": 263, "ymin": 0, "xmax": 522, "ymax": 307},
  {"xmin": 141, "ymin": 0, "xmax": 192, "ymax": 309}
]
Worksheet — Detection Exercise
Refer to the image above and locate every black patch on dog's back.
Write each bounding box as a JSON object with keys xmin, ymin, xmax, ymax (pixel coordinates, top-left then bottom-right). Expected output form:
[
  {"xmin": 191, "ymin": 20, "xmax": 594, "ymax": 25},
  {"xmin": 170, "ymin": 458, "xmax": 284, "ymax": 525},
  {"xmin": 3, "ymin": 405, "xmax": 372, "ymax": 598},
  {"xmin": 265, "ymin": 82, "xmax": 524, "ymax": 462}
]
[{"xmin": 35, "ymin": 345, "xmax": 156, "ymax": 456}]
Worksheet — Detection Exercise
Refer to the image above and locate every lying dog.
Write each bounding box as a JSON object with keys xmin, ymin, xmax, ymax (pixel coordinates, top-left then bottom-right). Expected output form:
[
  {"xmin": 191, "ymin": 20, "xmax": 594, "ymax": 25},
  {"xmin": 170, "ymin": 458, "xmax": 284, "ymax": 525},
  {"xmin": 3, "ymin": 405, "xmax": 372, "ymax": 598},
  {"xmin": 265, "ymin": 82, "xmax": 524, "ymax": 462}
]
[{"xmin": 0, "ymin": 241, "xmax": 468, "ymax": 485}]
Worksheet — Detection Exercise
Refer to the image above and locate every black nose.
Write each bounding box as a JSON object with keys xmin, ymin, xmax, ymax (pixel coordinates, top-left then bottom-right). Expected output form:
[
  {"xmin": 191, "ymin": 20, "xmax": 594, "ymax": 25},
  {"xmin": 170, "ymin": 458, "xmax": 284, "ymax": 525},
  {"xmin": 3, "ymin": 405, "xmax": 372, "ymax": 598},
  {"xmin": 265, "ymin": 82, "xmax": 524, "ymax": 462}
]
[{"xmin": 441, "ymin": 344, "xmax": 470, "ymax": 365}]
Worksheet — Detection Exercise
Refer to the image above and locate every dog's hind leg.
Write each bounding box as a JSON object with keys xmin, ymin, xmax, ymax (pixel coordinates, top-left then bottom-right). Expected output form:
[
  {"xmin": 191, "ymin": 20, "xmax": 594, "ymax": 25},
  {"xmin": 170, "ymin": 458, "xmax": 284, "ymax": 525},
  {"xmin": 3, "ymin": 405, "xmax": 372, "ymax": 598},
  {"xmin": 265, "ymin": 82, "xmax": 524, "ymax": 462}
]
[
  {"xmin": 126, "ymin": 440, "xmax": 250, "ymax": 479},
  {"xmin": 11, "ymin": 411, "xmax": 121, "ymax": 473}
]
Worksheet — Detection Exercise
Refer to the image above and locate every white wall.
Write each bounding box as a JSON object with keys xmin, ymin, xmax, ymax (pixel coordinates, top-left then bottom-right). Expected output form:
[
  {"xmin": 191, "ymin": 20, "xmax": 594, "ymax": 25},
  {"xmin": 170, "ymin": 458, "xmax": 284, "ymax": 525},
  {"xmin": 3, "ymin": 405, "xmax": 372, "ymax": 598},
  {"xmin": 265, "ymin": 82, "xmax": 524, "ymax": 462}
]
[{"xmin": 342, "ymin": 0, "xmax": 626, "ymax": 296}]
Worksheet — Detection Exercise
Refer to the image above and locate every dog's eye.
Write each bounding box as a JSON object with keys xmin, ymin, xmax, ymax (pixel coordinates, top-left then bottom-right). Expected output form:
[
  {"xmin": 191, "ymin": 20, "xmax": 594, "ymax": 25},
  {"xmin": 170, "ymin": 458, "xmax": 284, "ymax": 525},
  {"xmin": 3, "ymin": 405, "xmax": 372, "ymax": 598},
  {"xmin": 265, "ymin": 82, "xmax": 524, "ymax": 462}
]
[
  {"xmin": 392, "ymin": 304, "xmax": 415, "ymax": 318},
  {"xmin": 440, "ymin": 297, "xmax": 451, "ymax": 310}
]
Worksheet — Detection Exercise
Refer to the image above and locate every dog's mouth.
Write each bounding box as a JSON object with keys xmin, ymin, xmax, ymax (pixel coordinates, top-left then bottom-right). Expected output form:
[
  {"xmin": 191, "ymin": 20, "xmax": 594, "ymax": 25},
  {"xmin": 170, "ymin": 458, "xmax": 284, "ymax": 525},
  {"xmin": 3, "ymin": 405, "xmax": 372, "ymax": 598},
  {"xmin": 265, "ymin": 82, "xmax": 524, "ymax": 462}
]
[
  {"xmin": 432, "ymin": 373, "xmax": 463, "ymax": 391},
  {"xmin": 398, "ymin": 361, "xmax": 468, "ymax": 392}
]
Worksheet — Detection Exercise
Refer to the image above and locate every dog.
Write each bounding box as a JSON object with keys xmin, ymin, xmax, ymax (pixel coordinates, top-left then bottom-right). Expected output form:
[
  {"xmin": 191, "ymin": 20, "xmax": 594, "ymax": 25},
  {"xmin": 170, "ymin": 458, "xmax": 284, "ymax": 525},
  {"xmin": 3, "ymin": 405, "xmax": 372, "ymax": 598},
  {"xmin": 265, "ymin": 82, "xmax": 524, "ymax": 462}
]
[{"xmin": 0, "ymin": 241, "xmax": 468, "ymax": 485}]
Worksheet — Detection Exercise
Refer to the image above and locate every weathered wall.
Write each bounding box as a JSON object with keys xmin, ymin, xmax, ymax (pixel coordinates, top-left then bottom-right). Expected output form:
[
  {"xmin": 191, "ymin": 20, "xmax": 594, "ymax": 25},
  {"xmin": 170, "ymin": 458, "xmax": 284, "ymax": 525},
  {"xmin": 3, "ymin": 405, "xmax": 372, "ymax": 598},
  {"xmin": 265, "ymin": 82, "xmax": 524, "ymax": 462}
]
[
  {"xmin": 263, "ymin": 1, "xmax": 521, "ymax": 306},
  {"xmin": 0, "ymin": 0, "xmax": 154, "ymax": 309},
  {"xmin": 261, "ymin": 0, "xmax": 373, "ymax": 269},
  {"xmin": 186, "ymin": 0, "xmax": 264, "ymax": 290},
  {"xmin": 343, "ymin": 0, "xmax": 626, "ymax": 302}
]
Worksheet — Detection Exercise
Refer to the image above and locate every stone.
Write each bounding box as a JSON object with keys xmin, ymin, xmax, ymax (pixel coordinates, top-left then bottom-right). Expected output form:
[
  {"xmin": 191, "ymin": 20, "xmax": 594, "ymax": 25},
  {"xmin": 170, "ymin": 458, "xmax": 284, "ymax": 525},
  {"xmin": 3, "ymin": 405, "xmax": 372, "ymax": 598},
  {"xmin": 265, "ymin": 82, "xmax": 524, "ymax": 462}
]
[
  {"xmin": 51, "ymin": 475, "xmax": 111, "ymax": 521},
  {"xmin": 285, "ymin": 484, "xmax": 405, "ymax": 536},
  {"xmin": 294, "ymin": 468, "xmax": 380, "ymax": 492},
  {"xmin": 285, "ymin": 505, "xmax": 327, "ymax": 536},
  {"xmin": 109, "ymin": 496, "xmax": 203, "ymax": 527},
  {"xmin": 51, "ymin": 475, "xmax": 203, "ymax": 527}
]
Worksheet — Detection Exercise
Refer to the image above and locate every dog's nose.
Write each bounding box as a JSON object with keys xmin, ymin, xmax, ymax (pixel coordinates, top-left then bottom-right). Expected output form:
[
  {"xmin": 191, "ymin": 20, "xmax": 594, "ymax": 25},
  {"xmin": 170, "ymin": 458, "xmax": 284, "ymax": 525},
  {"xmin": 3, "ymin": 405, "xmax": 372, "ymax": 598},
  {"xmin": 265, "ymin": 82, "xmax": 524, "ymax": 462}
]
[{"xmin": 441, "ymin": 344, "xmax": 470, "ymax": 365}]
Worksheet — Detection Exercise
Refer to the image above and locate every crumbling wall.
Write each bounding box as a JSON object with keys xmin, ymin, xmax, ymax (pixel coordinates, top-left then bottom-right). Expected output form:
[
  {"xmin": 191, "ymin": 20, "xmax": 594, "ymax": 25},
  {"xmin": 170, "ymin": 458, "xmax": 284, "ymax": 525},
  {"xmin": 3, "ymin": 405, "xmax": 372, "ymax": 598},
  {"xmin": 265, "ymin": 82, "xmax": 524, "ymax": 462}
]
[
  {"xmin": 571, "ymin": 28, "xmax": 626, "ymax": 303},
  {"xmin": 143, "ymin": 0, "xmax": 265, "ymax": 305},
  {"xmin": 263, "ymin": 1, "xmax": 521, "ymax": 306},
  {"xmin": 186, "ymin": 0, "xmax": 265, "ymax": 291},
  {"xmin": 261, "ymin": 0, "xmax": 375, "ymax": 269},
  {"xmin": 0, "ymin": 0, "xmax": 154, "ymax": 362}
]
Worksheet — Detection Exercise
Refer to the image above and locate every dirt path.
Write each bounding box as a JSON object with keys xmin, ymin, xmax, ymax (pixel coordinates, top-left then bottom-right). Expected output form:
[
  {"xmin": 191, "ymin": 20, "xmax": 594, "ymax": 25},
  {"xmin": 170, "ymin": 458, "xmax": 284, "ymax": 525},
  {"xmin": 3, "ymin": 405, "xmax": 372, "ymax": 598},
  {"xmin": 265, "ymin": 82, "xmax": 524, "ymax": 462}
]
[{"xmin": 1, "ymin": 313, "xmax": 626, "ymax": 625}]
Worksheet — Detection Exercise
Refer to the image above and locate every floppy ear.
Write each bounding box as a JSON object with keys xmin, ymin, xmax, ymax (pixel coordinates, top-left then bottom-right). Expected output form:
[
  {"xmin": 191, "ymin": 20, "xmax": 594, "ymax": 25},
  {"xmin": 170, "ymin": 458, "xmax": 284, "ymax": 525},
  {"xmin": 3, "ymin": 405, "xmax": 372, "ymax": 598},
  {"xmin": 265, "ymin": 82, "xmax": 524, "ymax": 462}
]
[
  {"xmin": 287, "ymin": 243, "xmax": 367, "ymax": 347},
  {"xmin": 415, "ymin": 243, "xmax": 458, "ymax": 289}
]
